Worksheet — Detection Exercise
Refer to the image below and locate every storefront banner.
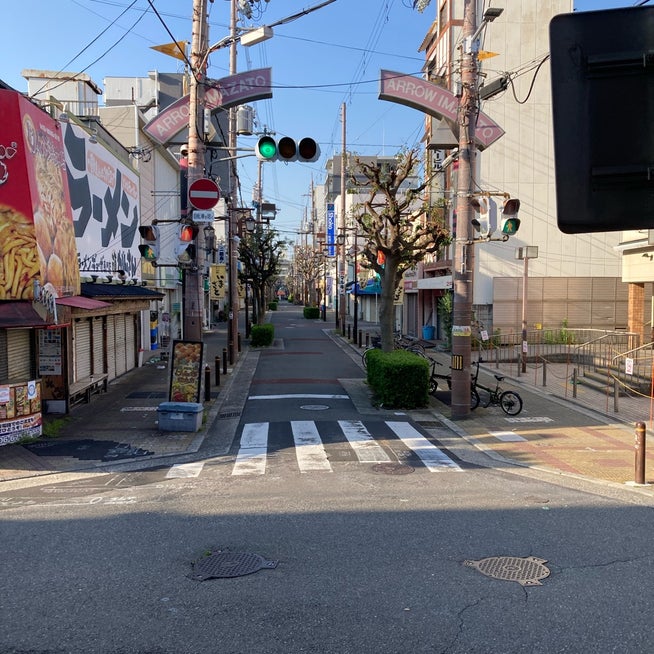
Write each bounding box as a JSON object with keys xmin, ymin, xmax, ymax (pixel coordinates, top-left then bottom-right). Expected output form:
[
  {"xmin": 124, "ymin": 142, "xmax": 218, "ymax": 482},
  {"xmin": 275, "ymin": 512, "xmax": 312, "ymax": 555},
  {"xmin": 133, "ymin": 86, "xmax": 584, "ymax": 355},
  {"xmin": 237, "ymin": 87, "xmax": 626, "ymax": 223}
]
[{"xmin": 169, "ymin": 340, "xmax": 204, "ymax": 403}]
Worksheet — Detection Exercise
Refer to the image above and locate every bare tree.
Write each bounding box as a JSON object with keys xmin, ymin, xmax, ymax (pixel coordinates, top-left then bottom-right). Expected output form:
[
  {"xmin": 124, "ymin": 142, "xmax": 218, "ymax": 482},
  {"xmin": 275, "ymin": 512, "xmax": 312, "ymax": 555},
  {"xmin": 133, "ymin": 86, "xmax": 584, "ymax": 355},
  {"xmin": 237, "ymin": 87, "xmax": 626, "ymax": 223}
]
[
  {"xmin": 293, "ymin": 244, "xmax": 324, "ymax": 306},
  {"xmin": 349, "ymin": 149, "xmax": 451, "ymax": 351}
]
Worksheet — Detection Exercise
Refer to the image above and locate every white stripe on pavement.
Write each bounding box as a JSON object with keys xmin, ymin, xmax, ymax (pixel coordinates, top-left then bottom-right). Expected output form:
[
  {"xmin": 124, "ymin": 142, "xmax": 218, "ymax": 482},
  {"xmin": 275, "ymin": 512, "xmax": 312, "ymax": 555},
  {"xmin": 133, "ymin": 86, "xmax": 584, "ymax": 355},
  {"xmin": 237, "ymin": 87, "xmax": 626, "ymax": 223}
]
[
  {"xmin": 291, "ymin": 420, "xmax": 333, "ymax": 472},
  {"xmin": 232, "ymin": 422, "xmax": 268, "ymax": 476},
  {"xmin": 248, "ymin": 394, "xmax": 349, "ymax": 400},
  {"xmin": 386, "ymin": 421, "xmax": 462, "ymax": 472},
  {"xmin": 338, "ymin": 420, "xmax": 391, "ymax": 463},
  {"xmin": 490, "ymin": 430, "xmax": 527, "ymax": 442}
]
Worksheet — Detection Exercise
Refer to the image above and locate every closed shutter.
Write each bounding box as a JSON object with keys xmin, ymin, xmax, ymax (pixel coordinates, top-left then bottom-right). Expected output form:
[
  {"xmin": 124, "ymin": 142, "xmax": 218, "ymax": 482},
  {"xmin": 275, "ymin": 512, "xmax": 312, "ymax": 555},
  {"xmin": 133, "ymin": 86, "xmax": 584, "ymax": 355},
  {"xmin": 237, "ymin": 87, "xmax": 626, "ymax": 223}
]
[
  {"xmin": 7, "ymin": 329, "xmax": 31, "ymax": 380},
  {"xmin": 92, "ymin": 317, "xmax": 104, "ymax": 375},
  {"xmin": 74, "ymin": 319, "xmax": 92, "ymax": 381},
  {"xmin": 114, "ymin": 314, "xmax": 127, "ymax": 377},
  {"xmin": 0, "ymin": 330, "xmax": 8, "ymax": 380},
  {"xmin": 125, "ymin": 314, "xmax": 136, "ymax": 371},
  {"xmin": 106, "ymin": 316, "xmax": 117, "ymax": 381}
]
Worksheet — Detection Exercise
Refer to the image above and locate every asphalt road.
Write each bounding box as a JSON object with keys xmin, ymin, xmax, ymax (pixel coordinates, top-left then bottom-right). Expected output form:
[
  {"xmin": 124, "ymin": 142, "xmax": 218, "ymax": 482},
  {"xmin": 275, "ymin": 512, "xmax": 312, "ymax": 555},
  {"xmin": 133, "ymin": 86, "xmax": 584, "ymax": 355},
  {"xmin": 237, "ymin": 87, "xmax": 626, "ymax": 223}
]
[{"xmin": 3, "ymin": 307, "xmax": 654, "ymax": 653}]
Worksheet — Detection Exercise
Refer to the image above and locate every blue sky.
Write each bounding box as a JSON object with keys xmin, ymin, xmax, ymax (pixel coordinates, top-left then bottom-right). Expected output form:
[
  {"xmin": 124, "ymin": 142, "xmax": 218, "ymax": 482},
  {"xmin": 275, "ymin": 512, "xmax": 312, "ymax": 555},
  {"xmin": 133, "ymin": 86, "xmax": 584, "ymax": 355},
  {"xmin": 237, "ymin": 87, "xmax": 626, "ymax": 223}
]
[{"xmin": 2, "ymin": 0, "xmax": 643, "ymax": 238}]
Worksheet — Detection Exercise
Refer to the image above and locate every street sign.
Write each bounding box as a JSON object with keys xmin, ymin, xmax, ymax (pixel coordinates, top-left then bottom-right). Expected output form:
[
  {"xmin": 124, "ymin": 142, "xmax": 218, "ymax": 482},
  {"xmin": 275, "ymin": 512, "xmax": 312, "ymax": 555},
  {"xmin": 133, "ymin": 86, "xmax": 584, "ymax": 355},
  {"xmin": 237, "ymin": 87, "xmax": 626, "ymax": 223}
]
[
  {"xmin": 189, "ymin": 178, "xmax": 220, "ymax": 210},
  {"xmin": 192, "ymin": 210, "xmax": 214, "ymax": 223}
]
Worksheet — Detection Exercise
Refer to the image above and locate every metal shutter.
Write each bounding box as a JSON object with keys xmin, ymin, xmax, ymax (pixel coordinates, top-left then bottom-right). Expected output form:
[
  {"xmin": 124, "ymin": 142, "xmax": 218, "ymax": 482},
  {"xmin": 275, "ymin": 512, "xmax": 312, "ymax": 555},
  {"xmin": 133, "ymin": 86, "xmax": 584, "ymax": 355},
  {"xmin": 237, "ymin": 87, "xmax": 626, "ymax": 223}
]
[
  {"xmin": 125, "ymin": 314, "xmax": 136, "ymax": 371},
  {"xmin": 114, "ymin": 314, "xmax": 127, "ymax": 377},
  {"xmin": 74, "ymin": 319, "xmax": 92, "ymax": 381},
  {"xmin": 106, "ymin": 316, "xmax": 117, "ymax": 381},
  {"xmin": 7, "ymin": 329, "xmax": 31, "ymax": 380},
  {"xmin": 92, "ymin": 317, "xmax": 104, "ymax": 375}
]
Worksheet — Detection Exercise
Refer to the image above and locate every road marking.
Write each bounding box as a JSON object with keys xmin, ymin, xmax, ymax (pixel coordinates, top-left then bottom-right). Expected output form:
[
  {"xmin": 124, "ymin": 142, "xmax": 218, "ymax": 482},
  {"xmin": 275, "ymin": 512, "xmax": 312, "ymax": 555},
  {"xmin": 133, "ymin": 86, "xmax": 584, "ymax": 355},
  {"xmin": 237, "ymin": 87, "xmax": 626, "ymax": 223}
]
[
  {"xmin": 166, "ymin": 462, "xmax": 205, "ymax": 478},
  {"xmin": 386, "ymin": 421, "xmax": 462, "ymax": 471},
  {"xmin": 248, "ymin": 394, "xmax": 349, "ymax": 400},
  {"xmin": 232, "ymin": 422, "xmax": 268, "ymax": 476},
  {"xmin": 338, "ymin": 420, "xmax": 391, "ymax": 462},
  {"xmin": 489, "ymin": 431, "xmax": 527, "ymax": 442},
  {"xmin": 505, "ymin": 417, "xmax": 554, "ymax": 423},
  {"xmin": 291, "ymin": 420, "xmax": 332, "ymax": 472}
]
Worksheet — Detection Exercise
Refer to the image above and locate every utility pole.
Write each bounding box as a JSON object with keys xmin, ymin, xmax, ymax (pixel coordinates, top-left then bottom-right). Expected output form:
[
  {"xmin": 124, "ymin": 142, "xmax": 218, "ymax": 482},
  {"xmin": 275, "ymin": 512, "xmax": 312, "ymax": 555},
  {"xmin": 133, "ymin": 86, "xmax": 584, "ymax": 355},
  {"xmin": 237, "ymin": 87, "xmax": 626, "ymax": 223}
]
[
  {"xmin": 339, "ymin": 102, "xmax": 347, "ymax": 335},
  {"xmin": 185, "ymin": 0, "xmax": 209, "ymax": 342},
  {"xmin": 450, "ymin": 0, "xmax": 477, "ymax": 419}
]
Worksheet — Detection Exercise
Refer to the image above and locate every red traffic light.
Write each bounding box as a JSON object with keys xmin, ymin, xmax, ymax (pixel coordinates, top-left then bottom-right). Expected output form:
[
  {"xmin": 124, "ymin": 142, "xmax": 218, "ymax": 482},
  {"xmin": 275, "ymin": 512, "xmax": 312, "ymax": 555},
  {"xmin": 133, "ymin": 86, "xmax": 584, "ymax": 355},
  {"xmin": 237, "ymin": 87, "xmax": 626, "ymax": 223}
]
[{"xmin": 179, "ymin": 224, "xmax": 199, "ymax": 242}]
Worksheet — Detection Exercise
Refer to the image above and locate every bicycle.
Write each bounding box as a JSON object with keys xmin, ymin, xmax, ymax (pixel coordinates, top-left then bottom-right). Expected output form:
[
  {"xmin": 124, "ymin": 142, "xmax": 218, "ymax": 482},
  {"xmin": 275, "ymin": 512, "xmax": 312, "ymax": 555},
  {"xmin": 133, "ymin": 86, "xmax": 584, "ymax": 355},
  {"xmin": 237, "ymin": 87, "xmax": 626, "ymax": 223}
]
[
  {"xmin": 429, "ymin": 358, "xmax": 480, "ymax": 410},
  {"xmin": 470, "ymin": 360, "xmax": 523, "ymax": 415}
]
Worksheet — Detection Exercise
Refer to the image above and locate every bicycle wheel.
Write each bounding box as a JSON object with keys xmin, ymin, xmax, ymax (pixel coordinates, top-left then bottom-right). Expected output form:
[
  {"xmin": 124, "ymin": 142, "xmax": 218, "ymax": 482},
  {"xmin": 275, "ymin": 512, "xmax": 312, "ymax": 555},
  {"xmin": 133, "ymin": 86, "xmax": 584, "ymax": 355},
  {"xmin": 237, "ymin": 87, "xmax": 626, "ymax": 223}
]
[
  {"xmin": 500, "ymin": 390, "xmax": 522, "ymax": 415},
  {"xmin": 429, "ymin": 378, "xmax": 438, "ymax": 395},
  {"xmin": 470, "ymin": 388, "xmax": 480, "ymax": 410},
  {"xmin": 362, "ymin": 347, "xmax": 373, "ymax": 369}
]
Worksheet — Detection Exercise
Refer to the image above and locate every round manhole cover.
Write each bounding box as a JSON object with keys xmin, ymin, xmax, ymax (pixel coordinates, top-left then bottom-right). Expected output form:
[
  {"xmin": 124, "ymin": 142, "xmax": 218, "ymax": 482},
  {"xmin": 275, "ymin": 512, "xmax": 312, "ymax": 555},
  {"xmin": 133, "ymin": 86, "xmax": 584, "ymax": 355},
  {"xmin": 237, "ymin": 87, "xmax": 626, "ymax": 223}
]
[
  {"xmin": 371, "ymin": 462, "xmax": 414, "ymax": 475},
  {"xmin": 189, "ymin": 551, "xmax": 278, "ymax": 581},
  {"xmin": 464, "ymin": 556, "xmax": 550, "ymax": 586},
  {"xmin": 300, "ymin": 404, "xmax": 330, "ymax": 411}
]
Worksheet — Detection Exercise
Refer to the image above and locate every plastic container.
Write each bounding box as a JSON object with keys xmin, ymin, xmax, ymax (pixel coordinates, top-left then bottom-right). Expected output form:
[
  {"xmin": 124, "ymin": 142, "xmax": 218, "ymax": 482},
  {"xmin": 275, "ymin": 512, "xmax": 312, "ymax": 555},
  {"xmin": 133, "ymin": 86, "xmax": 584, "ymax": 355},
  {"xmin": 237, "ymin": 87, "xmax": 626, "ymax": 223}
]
[
  {"xmin": 157, "ymin": 402, "xmax": 203, "ymax": 432},
  {"xmin": 422, "ymin": 325, "xmax": 436, "ymax": 340}
]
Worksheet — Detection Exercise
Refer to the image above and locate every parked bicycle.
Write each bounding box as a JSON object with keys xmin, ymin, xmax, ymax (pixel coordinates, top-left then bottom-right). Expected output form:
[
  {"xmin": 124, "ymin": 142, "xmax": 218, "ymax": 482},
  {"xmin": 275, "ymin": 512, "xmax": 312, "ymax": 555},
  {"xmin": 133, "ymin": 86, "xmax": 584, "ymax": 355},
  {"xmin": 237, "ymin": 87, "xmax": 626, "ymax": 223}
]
[
  {"xmin": 361, "ymin": 332, "xmax": 428, "ymax": 368},
  {"xmin": 429, "ymin": 358, "xmax": 480, "ymax": 410},
  {"xmin": 470, "ymin": 360, "xmax": 523, "ymax": 415}
]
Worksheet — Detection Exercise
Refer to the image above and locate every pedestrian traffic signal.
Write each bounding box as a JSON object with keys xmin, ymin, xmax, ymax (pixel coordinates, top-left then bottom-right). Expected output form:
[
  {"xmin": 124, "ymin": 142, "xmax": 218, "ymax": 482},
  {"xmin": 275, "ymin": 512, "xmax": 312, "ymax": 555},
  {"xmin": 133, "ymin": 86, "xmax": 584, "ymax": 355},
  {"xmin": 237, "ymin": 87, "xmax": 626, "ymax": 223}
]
[
  {"xmin": 176, "ymin": 223, "xmax": 199, "ymax": 263},
  {"xmin": 138, "ymin": 225, "xmax": 160, "ymax": 263},
  {"xmin": 500, "ymin": 198, "xmax": 521, "ymax": 236},
  {"xmin": 255, "ymin": 136, "xmax": 320, "ymax": 163},
  {"xmin": 470, "ymin": 196, "xmax": 496, "ymax": 238}
]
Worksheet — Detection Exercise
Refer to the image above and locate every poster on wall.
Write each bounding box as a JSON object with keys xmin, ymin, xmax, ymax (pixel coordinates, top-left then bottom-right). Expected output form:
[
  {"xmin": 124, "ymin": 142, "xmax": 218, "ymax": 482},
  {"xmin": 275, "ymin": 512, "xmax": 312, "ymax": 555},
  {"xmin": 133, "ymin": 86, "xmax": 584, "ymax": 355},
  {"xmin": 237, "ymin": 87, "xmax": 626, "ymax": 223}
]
[
  {"xmin": 168, "ymin": 340, "xmax": 204, "ymax": 403},
  {"xmin": 0, "ymin": 380, "xmax": 42, "ymax": 446},
  {"xmin": 62, "ymin": 121, "xmax": 141, "ymax": 282}
]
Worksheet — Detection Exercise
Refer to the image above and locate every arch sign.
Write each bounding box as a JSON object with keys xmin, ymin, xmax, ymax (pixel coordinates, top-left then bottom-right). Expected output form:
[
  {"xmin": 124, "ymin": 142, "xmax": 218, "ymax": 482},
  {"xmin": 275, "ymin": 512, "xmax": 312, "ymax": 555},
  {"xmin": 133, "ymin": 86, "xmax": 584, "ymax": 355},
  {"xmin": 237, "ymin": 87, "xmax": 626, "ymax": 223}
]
[{"xmin": 378, "ymin": 70, "xmax": 504, "ymax": 150}]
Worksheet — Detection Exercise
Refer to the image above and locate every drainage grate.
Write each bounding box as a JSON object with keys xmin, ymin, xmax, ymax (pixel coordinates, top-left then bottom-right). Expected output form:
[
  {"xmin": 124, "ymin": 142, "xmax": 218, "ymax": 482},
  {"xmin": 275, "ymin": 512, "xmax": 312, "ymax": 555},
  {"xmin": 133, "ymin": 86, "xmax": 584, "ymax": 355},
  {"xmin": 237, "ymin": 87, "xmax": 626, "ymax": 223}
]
[
  {"xmin": 219, "ymin": 411, "xmax": 241, "ymax": 419},
  {"xmin": 189, "ymin": 551, "xmax": 278, "ymax": 581},
  {"xmin": 371, "ymin": 462, "xmax": 414, "ymax": 475},
  {"xmin": 464, "ymin": 556, "xmax": 550, "ymax": 586}
]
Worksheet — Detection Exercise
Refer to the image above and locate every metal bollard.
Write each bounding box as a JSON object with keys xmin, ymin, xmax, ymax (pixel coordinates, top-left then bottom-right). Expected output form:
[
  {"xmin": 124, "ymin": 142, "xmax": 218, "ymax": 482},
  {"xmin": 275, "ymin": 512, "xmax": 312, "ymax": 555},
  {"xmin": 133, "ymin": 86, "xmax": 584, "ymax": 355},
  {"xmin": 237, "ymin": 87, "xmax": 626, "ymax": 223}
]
[
  {"xmin": 572, "ymin": 369, "xmax": 577, "ymax": 398},
  {"xmin": 613, "ymin": 379, "xmax": 619, "ymax": 413},
  {"xmin": 238, "ymin": 332, "xmax": 242, "ymax": 353},
  {"xmin": 635, "ymin": 422, "xmax": 646, "ymax": 485},
  {"xmin": 358, "ymin": 329, "xmax": 362, "ymax": 348},
  {"xmin": 347, "ymin": 324, "xmax": 351, "ymax": 340},
  {"xmin": 542, "ymin": 360, "xmax": 547, "ymax": 387},
  {"xmin": 222, "ymin": 348, "xmax": 228, "ymax": 375},
  {"xmin": 365, "ymin": 332, "xmax": 369, "ymax": 348},
  {"xmin": 204, "ymin": 365, "xmax": 211, "ymax": 402},
  {"xmin": 215, "ymin": 356, "xmax": 221, "ymax": 387}
]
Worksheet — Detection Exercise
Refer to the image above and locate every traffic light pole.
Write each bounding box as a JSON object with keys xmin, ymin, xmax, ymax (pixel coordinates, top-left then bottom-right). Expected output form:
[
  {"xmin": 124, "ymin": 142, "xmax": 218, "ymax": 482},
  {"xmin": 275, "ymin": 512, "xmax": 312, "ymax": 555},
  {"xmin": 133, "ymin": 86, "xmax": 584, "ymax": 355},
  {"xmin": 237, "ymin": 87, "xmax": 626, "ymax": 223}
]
[{"xmin": 450, "ymin": 0, "xmax": 477, "ymax": 419}]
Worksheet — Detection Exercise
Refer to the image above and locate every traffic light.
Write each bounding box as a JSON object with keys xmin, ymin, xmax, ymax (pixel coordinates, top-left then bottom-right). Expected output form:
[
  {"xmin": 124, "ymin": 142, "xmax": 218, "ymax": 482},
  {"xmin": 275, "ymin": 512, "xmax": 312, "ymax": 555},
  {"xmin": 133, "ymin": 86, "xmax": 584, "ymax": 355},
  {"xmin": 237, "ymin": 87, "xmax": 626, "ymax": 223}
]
[
  {"xmin": 138, "ymin": 225, "xmax": 159, "ymax": 262},
  {"xmin": 255, "ymin": 136, "xmax": 320, "ymax": 163},
  {"xmin": 176, "ymin": 223, "xmax": 199, "ymax": 263},
  {"xmin": 470, "ymin": 196, "xmax": 496, "ymax": 238},
  {"xmin": 500, "ymin": 198, "xmax": 521, "ymax": 236}
]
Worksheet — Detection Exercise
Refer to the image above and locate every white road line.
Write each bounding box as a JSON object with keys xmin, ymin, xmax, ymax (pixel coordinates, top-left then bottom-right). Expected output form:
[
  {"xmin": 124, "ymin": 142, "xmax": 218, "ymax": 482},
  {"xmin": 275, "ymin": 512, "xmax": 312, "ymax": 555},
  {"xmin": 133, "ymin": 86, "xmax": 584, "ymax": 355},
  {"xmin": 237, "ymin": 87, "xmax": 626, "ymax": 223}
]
[
  {"xmin": 291, "ymin": 421, "xmax": 333, "ymax": 472},
  {"xmin": 248, "ymin": 394, "xmax": 349, "ymax": 400},
  {"xmin": 387, "ymin": 421, "xmax": 462, "ymax": 472},
  {"xmin": 165, "ymin": 462, "xmax": 205, "ymax": 478},
  {"xmin": 232, "ymin": 422, "xmax": 268, "ymax": 476},
  {"xmin": 338, "ymin": 420, "xmax": 391, "ymax": 463}
]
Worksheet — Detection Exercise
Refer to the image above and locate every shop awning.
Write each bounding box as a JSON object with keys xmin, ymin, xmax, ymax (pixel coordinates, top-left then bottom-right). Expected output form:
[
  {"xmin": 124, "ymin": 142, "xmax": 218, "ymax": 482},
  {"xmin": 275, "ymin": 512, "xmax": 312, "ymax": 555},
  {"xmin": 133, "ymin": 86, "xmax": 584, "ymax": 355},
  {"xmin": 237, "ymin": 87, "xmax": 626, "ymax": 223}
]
[
  {"xmin": 0, "ymin": 302, "xmax": 52, "ymax": 328},
  {"xmin": 55, "ymin": 295, "xmax": 112, "ymax": 310}
]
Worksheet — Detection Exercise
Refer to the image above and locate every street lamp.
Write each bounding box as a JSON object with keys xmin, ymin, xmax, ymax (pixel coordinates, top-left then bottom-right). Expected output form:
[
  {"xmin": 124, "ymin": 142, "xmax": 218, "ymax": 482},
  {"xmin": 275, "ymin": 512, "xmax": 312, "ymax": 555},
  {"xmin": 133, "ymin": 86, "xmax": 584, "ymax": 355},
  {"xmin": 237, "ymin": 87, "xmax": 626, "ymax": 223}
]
[{"xmin": 515, "ymin": 246, "xmax": 538, "ymax": 373}]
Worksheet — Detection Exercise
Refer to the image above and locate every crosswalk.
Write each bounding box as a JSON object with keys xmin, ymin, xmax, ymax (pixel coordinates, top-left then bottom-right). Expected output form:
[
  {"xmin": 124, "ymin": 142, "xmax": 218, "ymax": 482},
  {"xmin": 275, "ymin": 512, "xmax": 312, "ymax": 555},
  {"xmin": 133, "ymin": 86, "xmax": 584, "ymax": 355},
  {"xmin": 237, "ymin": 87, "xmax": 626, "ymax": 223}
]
[{"xmin": 230, "ymin": 419, "xmax": 462, "ymax": 476}]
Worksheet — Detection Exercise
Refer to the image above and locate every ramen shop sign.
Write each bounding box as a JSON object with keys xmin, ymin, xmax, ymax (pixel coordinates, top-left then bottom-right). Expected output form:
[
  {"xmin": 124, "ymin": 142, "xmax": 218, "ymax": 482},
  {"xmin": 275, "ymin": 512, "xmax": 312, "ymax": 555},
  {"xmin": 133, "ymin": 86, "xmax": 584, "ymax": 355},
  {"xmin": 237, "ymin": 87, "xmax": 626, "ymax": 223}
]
[{"xmin": 378, "ymin": 70, "xmax": 504, "ymax": 150}]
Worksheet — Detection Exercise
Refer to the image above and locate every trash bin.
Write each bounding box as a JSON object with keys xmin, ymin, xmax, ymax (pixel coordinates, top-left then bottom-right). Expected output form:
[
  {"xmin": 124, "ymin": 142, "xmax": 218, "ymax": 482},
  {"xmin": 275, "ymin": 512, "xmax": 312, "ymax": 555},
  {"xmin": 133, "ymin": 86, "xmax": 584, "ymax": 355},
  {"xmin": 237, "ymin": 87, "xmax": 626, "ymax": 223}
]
[
  {"xmin": 157, "ymin": 402, "xmax": 204, "ymax": 432},
  {"xmin": 422, "ymin": 325, "xmax": 435, "ymax": 340}
]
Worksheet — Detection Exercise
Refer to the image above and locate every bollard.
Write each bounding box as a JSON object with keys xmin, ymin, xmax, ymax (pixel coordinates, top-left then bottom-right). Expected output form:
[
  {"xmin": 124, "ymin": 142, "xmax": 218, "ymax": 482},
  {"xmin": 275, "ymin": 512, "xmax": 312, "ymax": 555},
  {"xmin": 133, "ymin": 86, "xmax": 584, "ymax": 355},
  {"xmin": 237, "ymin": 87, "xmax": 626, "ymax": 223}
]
[
  {"xmin": 358, "ymin": 329, "xmax": 362, "ymax": 348},
  {"xmin": 222, "ymin": 348, "xmax": 228, "ymax": 375},
  {"xmin": 542, "ymin": 360, "xmax": 547, "ymax": 387},
  {"xmin": 204, "ymin": 365, "xmax": 211, "ymax": 402},
  {"xmin": 238, "ymin": 332, "xmax": 242, "ymax": 353},
  {"xmin": 215, "ymin": 356, "xmax": 221, "ymax": 386},
  {"xmin": 572, "ymin": 368, "xmax": 577, "ymax": 398},
  {"xmin": 347, "ymin": 324, "xmax": 351, "ymax": 340},
  {"xmin": 613, "ymin": 379, "xmax": 619, "ymax": 413},
  {"xmin": 365, "ymin": 332, "xmax": 369, "ymax": 348},
  {"xmin": 635, "ymin": 422, "xmax": 646, "ymax": 485}
]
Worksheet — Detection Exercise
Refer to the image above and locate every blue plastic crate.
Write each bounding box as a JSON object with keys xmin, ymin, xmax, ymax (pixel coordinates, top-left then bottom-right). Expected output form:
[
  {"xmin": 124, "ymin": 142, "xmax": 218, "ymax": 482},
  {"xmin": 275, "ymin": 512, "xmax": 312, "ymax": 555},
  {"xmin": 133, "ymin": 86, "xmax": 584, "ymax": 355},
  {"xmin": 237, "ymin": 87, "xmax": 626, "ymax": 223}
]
[{"xmin": 157, "ymin": 401, "xmax": 203, "ymax": 432}]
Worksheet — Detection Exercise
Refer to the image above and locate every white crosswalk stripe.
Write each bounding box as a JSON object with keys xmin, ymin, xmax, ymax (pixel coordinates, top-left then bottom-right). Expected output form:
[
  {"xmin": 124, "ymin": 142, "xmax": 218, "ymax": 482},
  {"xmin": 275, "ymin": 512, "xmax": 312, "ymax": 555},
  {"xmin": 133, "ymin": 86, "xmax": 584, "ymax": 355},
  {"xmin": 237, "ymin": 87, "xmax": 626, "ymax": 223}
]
[
  {"xmin": 166, "ymin": 461, "xmax": 205, "ymax": 478},
  {"xmin": 228, "ymin": 420, "xmax": 461, "ymax": 476}
]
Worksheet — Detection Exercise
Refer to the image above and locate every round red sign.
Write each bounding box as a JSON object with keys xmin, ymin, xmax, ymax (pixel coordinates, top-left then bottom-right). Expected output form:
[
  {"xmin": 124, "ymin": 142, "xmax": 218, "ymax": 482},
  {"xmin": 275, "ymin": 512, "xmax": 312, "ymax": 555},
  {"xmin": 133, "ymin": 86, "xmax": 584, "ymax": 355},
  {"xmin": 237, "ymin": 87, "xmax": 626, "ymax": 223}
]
[{"xmin": 188, "ymin": 178, "xmax": 220, "ymax": 210}]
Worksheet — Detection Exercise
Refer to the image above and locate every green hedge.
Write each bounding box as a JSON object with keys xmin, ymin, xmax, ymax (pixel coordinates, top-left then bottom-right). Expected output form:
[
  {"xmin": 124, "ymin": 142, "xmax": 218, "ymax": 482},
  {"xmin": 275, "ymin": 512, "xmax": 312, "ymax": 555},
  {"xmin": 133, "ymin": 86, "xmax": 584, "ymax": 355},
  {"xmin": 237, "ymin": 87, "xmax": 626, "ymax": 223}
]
[
  {"xmin": 268, "ymin": 301, "xmax": 278, "ymax": 311},
  {"xmin": 303, "ymin": 306, "xmax": 320, "ymax": 319},
  {"xmin": 366, "ymin": 349, "xmax": 429, "ymax": 409},
  {"xmin": 250, "ymin": 323, "xmax": 274, "ymax": 347}
]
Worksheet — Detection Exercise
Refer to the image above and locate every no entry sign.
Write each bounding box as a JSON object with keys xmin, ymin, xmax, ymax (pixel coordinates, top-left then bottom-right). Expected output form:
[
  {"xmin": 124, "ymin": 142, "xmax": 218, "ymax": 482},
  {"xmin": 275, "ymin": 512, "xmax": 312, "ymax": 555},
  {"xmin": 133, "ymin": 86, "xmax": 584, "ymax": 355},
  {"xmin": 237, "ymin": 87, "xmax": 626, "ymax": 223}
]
[{"xmin": 188, "ymin": 178, "xmax": 220, "ymax": 210}]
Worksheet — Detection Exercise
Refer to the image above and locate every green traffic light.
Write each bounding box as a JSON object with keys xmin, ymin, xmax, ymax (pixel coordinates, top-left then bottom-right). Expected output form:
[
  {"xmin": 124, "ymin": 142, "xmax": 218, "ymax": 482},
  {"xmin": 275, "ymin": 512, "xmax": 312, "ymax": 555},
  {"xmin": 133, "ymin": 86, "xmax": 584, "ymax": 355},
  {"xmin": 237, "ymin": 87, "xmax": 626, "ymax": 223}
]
[
  {"xmin": 139, "ymin": 244, "xmax": 157, "ymax": 261},
  {"xmin": 257, "ymin": 136, "xmax": 277, "ymax": 160},
  {"xmin": 501, "ymin": 218, "xmax": 520, "ymax": 235}
]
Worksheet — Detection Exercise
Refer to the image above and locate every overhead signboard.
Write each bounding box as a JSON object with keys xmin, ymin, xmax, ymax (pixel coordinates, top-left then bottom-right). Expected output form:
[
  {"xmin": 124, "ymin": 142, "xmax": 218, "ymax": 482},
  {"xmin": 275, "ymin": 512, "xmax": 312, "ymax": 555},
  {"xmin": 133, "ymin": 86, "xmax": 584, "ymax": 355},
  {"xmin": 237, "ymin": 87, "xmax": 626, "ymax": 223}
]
[
  {"xmin": 378, "ymin": 69, "xmax": 504, "ymax": 150},
  {"xmin": 143, "ymin": 68, "xmax": 273, "ymax": 145}
]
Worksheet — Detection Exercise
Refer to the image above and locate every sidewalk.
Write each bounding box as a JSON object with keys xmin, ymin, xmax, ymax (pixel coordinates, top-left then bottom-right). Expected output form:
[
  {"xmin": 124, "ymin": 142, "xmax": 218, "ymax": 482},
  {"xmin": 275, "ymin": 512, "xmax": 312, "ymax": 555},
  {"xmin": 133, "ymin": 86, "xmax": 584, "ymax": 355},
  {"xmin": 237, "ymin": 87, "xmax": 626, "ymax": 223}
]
[{"xmin": 1, "ymin": 308, "xmax": 654, "ymax": 495}]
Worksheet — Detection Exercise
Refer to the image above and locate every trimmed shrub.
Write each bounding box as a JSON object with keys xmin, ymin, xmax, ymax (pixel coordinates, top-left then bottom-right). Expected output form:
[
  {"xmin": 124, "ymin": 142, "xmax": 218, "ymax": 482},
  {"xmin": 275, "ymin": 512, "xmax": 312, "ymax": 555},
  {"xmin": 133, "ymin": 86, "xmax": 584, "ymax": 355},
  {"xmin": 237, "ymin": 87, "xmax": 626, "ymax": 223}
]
[
  {"xmin": 303, "ymin": 306, "xmax": 320, "ymax": 319},
  {"xmin": 268, "ymin": 301, "xmax": 278, "ymax": 311},
  {"xmin": 366, "ymin": 349, "xmax": 429, "ymax": 409},
  {"xmin": 250, "ymin": 323, "xmax": 274, "ymax": 347}
]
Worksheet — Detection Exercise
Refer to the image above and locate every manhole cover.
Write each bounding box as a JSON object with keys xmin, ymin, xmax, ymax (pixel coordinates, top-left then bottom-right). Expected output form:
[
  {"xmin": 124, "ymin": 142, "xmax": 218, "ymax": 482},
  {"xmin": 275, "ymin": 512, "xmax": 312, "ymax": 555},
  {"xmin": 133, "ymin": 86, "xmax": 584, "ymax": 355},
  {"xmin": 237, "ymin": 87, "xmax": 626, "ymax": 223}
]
[
  {"xmin": 464, "ymin": 556, "xmax": 550, "ymax": 586},
  {"xmin": 300, "ymin": 404, "xmax": 330, "ymax": 411},
  {"xmin": 371, "ymin": 462, "xmax": 414, "ymax": 475},
  {"xmin": 189, "ymin": 551, "xmax": 278, "ymax": 581}
]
